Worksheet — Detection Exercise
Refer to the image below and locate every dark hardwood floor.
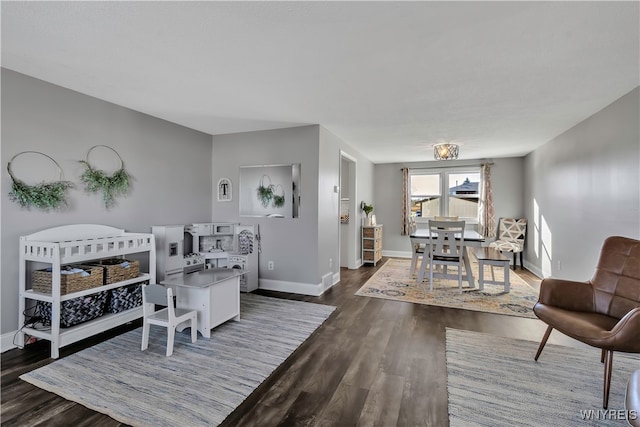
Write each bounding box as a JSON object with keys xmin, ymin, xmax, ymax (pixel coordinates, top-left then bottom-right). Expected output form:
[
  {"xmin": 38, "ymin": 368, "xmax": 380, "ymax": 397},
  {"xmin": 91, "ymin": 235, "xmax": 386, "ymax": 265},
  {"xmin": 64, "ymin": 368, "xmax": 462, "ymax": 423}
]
[{"xmin": 2, "ymin": 259, "xmax": 568, "ymax": 426}]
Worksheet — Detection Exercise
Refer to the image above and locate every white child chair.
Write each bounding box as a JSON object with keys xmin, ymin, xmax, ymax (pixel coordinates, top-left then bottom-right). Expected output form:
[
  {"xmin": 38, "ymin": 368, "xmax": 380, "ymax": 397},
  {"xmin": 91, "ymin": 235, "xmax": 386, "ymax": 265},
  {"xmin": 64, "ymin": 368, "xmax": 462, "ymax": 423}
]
[{"xmin": 141, "ymin": 284, "xmax": 198, "ymax": 357}]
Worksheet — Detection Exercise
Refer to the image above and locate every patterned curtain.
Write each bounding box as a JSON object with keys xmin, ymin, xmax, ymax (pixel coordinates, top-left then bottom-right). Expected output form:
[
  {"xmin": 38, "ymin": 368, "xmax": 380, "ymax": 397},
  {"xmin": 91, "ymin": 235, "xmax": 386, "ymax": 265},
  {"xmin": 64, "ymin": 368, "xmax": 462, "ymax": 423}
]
[
  {"xmin": 401, "ymin": 167, "xmax": 410, "ymax": 235},
  {"xmin": 478, "ymin": 163, "xmax": 496, "ymax": 238}
]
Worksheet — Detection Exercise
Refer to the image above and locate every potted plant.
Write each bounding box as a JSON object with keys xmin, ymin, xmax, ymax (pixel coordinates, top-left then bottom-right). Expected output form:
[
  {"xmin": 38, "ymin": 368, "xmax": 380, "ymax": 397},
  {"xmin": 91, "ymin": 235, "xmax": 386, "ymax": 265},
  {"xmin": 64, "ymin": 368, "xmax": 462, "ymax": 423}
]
[{"xmin": 361, "ymin": 201, "xmax": 374, "ymax": 225}]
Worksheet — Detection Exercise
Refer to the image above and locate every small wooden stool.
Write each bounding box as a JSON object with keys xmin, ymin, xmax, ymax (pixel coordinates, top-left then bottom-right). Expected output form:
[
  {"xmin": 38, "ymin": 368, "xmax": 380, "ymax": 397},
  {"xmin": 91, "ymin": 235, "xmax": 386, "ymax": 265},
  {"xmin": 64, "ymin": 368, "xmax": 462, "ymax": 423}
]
[{"xmin": 472, "ymin": 247, "xmax": 511, "ymax": 292}]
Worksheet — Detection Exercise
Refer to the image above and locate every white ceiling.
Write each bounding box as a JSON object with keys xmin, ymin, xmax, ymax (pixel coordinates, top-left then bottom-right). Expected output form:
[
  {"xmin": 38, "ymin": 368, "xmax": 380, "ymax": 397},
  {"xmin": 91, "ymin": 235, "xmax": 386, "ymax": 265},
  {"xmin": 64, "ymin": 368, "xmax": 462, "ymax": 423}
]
[{"xmin": 2, "ymin": 1, "xmax": 638, "ymax": 163}]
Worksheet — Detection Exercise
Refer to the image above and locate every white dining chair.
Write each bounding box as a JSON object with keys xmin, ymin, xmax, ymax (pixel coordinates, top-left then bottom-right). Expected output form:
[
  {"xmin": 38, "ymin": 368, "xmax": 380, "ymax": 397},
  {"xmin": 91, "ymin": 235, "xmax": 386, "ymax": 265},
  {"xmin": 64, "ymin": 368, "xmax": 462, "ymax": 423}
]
[
  {"xmin": 141, "ymin": 283, "xmax": 198, "ymax": 357},
  {"xmin": 410, "ymin": 236, "xmax": 426, "ymax": 277},
  {"xmin": 426, "ymin": 220, "xmax": 468, "ymax": 294}
]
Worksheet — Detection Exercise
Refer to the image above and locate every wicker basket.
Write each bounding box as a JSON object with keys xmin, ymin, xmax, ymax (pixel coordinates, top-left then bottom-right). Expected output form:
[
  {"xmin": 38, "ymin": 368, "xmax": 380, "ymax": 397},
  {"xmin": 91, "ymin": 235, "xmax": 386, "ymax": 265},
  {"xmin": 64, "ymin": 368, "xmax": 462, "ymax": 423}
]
[
  {"xmin": 32, "ymin": 265, "xmax": 104, "ymax": 295},
  {"xmin": 106, "ymin": 282, "xmax": 146, "ymax": 313},
  {"xmin": 36, "ymin": 291, "xmax": 108, "ymax": 328},
  {"xmin": 91, "ymin": 258, "xmax": 140, "ymax": 284}
]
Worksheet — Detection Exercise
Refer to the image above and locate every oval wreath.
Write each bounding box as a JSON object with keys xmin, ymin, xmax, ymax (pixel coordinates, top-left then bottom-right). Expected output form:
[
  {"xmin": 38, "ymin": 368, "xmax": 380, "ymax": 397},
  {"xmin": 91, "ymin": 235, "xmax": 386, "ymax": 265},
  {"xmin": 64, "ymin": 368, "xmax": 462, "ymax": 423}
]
[
  {"xmin": 256, "ymin": 174, "xmax": 274, "ymax": 208},
  {"xmin": 7, "ymin": 151, "xmax": 73, "ymax": 211},
  {"xmin": 272, "ymin": 184, "xmax": 285, "ymax": 208},
  {"xmin": 79, "ymin": 145, "xmax": 131, "ymax": 208}
]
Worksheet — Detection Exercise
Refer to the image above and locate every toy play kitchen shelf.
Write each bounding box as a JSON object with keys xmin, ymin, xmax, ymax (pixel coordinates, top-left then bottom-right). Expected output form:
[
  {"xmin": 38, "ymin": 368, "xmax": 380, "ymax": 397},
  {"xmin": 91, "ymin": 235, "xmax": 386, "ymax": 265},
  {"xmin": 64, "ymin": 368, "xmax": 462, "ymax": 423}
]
[{"xmin": 17, "ymin": 224, "xmax": 156, "ymax": 359}]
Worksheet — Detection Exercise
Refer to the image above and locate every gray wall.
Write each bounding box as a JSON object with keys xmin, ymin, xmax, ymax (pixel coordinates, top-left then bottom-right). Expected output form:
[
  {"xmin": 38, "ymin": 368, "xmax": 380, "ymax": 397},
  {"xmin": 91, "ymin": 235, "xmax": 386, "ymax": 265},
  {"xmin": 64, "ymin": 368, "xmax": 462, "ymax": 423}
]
[
  {"xmin": 211, "ymin": 125, "xmax": 374, "ymax": 293},
  {"xmin": 1, "ymin": 69, "xmax": 213, "ymax": 335},
  {"xmin": 211, "ymin": 126, "xmax": 322, "ymax": 292},
  {"xmin": 524, "ymin": 87, "xmax": 640, "ymax": 280},
  {"xmin": 374, "ymin": 157, "xmax": 525, "ymax": 256}
]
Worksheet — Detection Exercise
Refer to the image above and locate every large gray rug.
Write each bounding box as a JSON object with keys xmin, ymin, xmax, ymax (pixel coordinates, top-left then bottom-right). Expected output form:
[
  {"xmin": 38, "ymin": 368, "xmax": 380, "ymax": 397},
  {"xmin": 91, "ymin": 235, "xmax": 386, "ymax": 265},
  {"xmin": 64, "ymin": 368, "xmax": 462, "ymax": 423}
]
[
  {"xmin": 20, "ymin": 294, "xmax": 336, "ymax": 427},
  {"xmin": 446, "ymin": 328, "xmax": 640, "ymax": 426}
]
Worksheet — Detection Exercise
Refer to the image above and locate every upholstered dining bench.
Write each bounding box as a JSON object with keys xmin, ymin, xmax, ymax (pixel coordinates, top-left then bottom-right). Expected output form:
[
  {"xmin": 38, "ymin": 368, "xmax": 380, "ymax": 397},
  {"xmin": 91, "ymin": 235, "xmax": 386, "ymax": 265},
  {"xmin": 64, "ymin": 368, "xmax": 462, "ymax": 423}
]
[{"xmin": 472, "ymin": 247, "xmax": 510, "ymax": 292}]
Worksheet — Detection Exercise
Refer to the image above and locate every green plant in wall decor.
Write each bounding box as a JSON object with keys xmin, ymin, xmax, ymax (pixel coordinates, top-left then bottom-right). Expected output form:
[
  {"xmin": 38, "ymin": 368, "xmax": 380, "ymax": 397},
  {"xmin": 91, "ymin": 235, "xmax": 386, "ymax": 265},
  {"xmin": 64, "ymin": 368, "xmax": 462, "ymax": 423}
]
[
  {"xmin": 79, "ymin": 145, "xmax": 131, "ymax": 209},
  {"xmin": 7, "ymin": 151, "xmax": 73, "ymax": 211},
  {"xmin": 272, "ymin": 184, "xmax": 285, "ymax": 208},
  {"xmin": 256, "ymin": 174, "xmax": 274, "ymax": 208}
]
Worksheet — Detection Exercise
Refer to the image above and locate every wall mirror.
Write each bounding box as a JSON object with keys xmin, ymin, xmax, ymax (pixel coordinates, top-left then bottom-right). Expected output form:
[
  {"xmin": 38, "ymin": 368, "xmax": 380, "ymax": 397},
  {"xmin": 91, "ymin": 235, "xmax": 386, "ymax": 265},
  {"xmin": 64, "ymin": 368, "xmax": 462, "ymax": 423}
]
[{"xmin": 240, "ymin": 164, "xmax": 300, "ymax": 218}]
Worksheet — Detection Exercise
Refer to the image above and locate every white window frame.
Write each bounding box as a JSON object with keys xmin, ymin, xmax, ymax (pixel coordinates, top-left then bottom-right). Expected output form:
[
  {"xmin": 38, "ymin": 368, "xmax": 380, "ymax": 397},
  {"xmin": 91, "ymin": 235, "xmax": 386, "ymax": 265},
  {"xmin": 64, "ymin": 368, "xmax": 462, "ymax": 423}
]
[{"xmin": 409, "ymin": 166, "xmax": 481, "ymax": 224}]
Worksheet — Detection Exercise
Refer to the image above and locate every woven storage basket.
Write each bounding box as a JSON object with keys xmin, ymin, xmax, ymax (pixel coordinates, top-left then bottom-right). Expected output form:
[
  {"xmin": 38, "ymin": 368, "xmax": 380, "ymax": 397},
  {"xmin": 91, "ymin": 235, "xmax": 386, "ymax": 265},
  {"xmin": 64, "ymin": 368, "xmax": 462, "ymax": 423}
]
[
  {"xmin": 32, "ymin": 265, "xmax": 104, "ymax": 295},
  {"xmin": 92, "ymin": 258, "xmax": 140, "ymax": 284},
  {"xmin": 106, "ymin": 282, "xmax": 146, "ymax": 314},
  {"xmin": 36, "ymin": 291, "xmax": 108, "ymax": 328}
]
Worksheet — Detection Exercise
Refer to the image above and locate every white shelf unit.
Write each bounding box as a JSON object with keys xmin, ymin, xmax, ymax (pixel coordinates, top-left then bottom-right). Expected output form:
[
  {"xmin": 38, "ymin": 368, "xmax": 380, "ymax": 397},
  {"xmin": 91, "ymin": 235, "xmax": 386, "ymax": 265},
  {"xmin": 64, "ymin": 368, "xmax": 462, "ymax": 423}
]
[{"xmin": 17, "ymin": 224, "xmax": 156, "ymax": 359}]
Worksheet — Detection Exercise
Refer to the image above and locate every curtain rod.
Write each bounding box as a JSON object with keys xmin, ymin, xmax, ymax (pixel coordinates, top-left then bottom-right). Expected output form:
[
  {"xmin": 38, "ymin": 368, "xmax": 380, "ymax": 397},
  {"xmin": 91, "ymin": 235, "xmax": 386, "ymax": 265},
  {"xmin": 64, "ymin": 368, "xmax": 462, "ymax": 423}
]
[{"xmin": 401, "ymin": 161, "xmax": 494, "ymax": 171}]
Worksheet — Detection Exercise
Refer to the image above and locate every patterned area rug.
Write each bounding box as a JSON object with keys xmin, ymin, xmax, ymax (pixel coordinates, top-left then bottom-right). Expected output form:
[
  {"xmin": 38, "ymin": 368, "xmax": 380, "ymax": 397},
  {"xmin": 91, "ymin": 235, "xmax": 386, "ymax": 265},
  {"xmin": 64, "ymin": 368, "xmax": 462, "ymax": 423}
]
[
  {"xmin": 20, "ymin": 294, "xmax": 336, "ymax": 427},
  {"xmin": 355, "ymin": 257, "xmax": 539, "ymax": 318},
  {"xmin": 446, "ymin": 328, "xmax": 640, "ymax": 426}
]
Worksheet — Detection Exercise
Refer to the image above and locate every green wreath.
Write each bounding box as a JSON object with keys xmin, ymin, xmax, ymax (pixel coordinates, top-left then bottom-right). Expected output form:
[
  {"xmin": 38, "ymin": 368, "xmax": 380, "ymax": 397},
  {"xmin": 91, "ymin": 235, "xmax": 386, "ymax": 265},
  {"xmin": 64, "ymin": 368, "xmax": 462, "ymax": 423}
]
[
  {"xmin": 272, "ymin": 184, "xmax": 285, "ymax": 208},
  {"xmin": 7, "ymin": 151, "xmax": 73, "ymax": 211},
  {"xmin": 79, "ymin": 145, "xmax": 131, "ymax": 208}
]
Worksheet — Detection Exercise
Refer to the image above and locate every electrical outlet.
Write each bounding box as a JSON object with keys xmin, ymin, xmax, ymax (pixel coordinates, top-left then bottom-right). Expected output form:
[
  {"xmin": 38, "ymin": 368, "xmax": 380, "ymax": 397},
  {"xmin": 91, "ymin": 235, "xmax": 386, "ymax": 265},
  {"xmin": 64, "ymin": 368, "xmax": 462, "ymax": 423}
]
[
  {"xmin": 329, "ymin": 258, "xmax": 333, "ymax": 268},
  {"xmin": 268, "ymin": 260, "xmax": 274, "ymax": 270},
  {"xmin": 556, "ymin": 260, "xmax": 562, "ymax": 271}
]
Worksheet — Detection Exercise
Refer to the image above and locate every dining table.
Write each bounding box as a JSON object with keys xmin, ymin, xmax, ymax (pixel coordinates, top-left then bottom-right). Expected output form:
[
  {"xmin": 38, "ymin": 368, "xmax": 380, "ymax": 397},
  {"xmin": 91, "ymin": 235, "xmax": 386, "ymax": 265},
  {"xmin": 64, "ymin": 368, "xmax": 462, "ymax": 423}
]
[{"xmin": 409, "ymin": 228, "xmax": 485, "ymax": 287}]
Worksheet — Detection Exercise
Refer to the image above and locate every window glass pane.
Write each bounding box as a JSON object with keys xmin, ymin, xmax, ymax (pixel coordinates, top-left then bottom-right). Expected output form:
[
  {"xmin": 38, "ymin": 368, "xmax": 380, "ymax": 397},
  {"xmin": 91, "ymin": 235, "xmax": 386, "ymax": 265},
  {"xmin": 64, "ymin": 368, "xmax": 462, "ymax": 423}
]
[
  {"xmin": 448, "ymin": 172, "xmax": 480, "ymax": 218},
  {"xmin": 410, "ymin": 173, "xmax": 440, "ymax": 217},
  {"xmin": 411, "ymin": 196, "xmax": 440, "ymax": 218},
  {"xmin": 411, "ymin": 174, "xmax": 440, "ymax": 196}
]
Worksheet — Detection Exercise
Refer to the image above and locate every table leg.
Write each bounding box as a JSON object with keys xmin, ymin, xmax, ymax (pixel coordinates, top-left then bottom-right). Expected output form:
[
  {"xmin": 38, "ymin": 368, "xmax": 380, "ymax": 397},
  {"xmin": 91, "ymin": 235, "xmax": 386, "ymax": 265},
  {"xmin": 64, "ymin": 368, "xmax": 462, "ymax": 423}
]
[
  {"xmin": 417, "ymin": 251, "xmax": 428, "ymax": 283},
  {"xmin": 504, "ymin": 262, "xmax": 510, "ymax": 293},
  {"xmin": 463, "ymin": 249, "xmax": 475, "ymax": 288},
  {"xmin": 478, "ymin": 260, "xmax": 484, "ymax": 290},
  {"xmin": 176, "ymin": 287, "xmax": 211, "ymax": 338}
]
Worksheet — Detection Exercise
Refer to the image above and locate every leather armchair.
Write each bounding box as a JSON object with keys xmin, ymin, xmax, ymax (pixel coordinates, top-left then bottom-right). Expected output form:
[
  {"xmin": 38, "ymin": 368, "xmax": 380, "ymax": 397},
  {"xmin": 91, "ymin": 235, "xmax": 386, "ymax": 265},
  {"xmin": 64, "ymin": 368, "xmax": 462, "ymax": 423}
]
[{"xmin": 533, "ymin": 236, "xmax": 640, "ymax": 409}]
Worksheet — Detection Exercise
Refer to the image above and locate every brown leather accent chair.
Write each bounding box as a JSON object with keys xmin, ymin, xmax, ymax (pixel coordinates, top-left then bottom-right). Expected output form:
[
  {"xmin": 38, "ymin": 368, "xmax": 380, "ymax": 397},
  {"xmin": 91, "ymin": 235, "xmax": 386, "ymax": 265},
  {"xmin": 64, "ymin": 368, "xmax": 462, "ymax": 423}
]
[{"xmin": 533, "ymin": 236, "xmax": 640, "ymax": 409}]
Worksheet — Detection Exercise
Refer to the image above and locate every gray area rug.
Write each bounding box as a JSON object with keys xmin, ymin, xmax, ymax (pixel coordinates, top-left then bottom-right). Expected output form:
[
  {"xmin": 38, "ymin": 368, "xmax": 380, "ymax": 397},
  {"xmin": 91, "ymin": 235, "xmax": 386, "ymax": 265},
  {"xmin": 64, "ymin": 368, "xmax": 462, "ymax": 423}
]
[
  {"xmin": 21, "ymin": 294, "xmax": 336, "ymax": 427},
  {"xmin": 446, "ymin": 328, "xmax": 640, "ymax": 426}
]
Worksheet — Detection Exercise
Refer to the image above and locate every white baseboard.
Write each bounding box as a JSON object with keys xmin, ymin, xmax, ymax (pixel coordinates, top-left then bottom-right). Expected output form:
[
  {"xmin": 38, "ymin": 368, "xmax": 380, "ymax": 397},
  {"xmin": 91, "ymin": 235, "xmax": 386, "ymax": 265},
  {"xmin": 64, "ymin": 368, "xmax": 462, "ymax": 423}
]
[
  {"xmin": 259, "ymin": 278, "xmax": 325, "ymax": 296},
  {"xmin": 383, "ymin": 250, "xmax": 411, "ymax": 259},
  {"xmin": 2, "ymin": 330, "xmax": 18, "ymax": 353},
  {"xmin": 332, "ymin": 272, "xmax": 340, "ymax": 287},
  {"xmin": 523, "ymin": 260, "xmax": 546, "ymax": 279}
]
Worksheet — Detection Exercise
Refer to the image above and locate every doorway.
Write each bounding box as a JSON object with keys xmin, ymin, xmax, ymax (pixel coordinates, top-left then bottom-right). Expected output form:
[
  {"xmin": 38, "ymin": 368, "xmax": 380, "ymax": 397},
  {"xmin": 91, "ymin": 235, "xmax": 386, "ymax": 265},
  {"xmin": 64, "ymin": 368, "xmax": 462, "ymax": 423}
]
[{"xmin": 339, "ymin": 151, "xmax": 358, "ymax": 269}]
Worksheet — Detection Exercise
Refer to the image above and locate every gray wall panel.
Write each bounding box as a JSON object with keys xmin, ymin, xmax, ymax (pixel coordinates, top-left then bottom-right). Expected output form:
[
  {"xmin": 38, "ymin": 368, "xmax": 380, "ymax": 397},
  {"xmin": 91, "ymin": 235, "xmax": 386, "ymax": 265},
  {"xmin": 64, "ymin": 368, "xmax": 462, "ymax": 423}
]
[{"xmin": 1, "ymin": 69, "xmax": 212, "ymax": 333}]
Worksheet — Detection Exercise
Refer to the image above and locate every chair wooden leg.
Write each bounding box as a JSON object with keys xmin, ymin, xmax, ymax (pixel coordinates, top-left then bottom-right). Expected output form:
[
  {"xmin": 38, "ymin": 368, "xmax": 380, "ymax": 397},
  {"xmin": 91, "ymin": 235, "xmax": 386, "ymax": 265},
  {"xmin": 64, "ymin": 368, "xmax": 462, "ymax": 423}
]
[
  {"xmin": 141, "ymin": 322, "xmax": 150, "ymax": 351},
  {"xmin": 601, "ymin": 348, "xmax": 605, "ymax": 363},
  {"xmin": 166, "ymin": 327, "xmax": 175, "ymax": 357},
  {"xmin": 519, "ymin": 252, "xmax": 523, "ymax": 269},
  {"xmin": 535, "ymin": 325, "xmax": 553, "ymax": 361},
  {"xmin": 603, "ymin": 350, "xmax": 613, "ymax": 409},
  {"xmin": 512, "ymin": 252, "xmax": 517, "ymax": 270},
  {"xmin": 428, "ymin": 257, "xmax": 435, "ymax": 291}
]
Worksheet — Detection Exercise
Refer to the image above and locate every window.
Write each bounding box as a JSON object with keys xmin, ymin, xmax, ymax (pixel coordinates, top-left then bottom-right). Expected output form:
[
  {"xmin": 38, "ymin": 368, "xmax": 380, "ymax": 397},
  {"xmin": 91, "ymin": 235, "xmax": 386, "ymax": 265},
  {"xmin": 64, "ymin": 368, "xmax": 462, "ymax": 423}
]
[{"xmin": 410, "ymin": 168, "xmax": 480, "ymax": 222}]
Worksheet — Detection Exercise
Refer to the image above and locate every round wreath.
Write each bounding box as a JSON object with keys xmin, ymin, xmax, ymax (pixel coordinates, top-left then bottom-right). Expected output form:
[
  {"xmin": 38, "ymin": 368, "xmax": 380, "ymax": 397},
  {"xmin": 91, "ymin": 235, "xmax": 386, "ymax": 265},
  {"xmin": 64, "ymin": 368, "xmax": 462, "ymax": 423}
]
[
  {"xmin": 7, "ymin": 151, "xmax": 73, "ymax": 211},
  {"xmin": 256, "ymin": 174, "xmax": 274, "ymax": 208},
  {"xmin": 79, "ymin": 145, "xmax": 131, "ymax": 208},
  {"xmin": 272, "ymin": 184, "xmax": 285, "ymax": 208}
]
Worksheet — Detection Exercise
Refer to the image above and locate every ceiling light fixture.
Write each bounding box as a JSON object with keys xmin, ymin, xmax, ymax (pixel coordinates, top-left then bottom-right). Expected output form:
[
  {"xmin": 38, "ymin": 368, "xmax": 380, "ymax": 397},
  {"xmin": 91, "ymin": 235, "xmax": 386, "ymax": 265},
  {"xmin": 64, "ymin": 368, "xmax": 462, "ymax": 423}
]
[{"xmin": 434, "ymin": 143, "xmax": 459, "ymax": 160}]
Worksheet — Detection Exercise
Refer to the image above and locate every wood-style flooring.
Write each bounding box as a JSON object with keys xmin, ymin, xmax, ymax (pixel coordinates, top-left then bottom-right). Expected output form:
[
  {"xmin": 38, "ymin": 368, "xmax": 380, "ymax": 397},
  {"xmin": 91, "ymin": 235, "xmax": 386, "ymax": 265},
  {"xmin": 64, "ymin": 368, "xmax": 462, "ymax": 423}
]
[{"xmin": 2, "ymin": 258, "xmax": 567, "ymax": 426}]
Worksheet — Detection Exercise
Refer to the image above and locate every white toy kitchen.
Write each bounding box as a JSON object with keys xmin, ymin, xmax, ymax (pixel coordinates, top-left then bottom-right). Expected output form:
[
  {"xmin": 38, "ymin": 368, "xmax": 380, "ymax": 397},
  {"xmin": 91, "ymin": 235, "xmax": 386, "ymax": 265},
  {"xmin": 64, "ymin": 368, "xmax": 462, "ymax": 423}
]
[{"xmin": 152, "ymin": 222, "xmax": 258, "ymax": 293}]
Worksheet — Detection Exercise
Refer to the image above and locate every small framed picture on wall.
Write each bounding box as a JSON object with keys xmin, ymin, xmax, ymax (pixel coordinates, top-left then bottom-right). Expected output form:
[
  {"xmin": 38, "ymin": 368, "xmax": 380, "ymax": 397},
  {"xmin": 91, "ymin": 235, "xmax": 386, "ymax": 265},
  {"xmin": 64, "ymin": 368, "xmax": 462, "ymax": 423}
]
[{"xmin": 217, "ymin": 178, "xmax": 232, "ymax": 202}]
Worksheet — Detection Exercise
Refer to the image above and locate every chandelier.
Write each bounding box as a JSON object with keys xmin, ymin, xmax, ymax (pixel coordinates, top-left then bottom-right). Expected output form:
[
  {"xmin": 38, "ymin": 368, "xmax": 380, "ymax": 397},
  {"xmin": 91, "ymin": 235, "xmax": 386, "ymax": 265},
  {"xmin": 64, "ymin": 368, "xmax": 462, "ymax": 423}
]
[{"xmin": 434, "ymin": 143, "xmax": 459, "ymax": 160}]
